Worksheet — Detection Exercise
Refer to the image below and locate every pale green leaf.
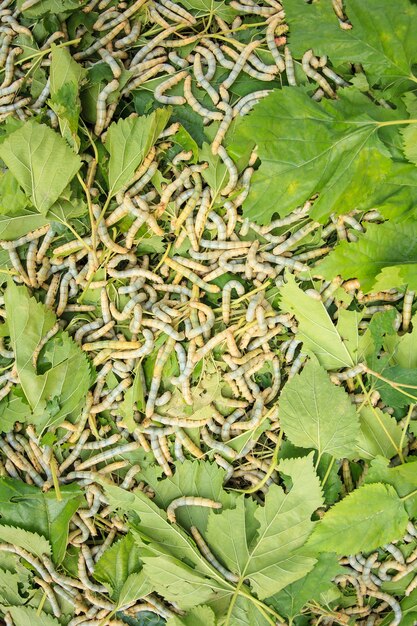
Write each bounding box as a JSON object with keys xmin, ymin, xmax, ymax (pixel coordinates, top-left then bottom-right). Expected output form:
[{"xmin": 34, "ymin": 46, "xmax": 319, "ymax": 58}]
[
  {"xmin": 50, "ymin": 44, "xmax": 86, "ymax": 95},
  {"xmin": 0, "ymin": 525, "xmax": 51, "ymax": 559},
  {"xmin": 306, "ymin": 483, "xmax": 408, "ymax": 554},
  {"xmin": 315, "ymin": 221, "xmax": 417, "ymax": 293},
  {"xmin": 279, "ymin": 359, "xmax": 360, "ymax": 458},
  {"xmin": 269, "ymin": 553, "xmax": 344, "ymax": 620},
  {"xmin": 106, "ymin": 109, "xmax": 170, "ymax": 196},
  {"xmin": 94, "ymin": 533, "xmax": 141, "ymax": 600},
  {"xmin": 0, "ymin": 121, "xmax": 81, "ymax": 214},
  {"xmin": 279, "ymin": 275, "xmax": 354, "ymax": 369},
  {"xmin": 4, "ymin": 282, "xmax": 91, "ymax": 431},
  {"xmin": 166, "ymin": 605, "xmax": 217, "ymax": 626},
  {"xmin": 365, "ymin": 456, "xmax": 417, "ymax": 518},
  {"xmin": 0, "ymin": 211, "xmax": 49, "ymax": 241},
  {"xmin": 283, "ymin": 0, "xmax": 417, "ymax": 92},
  {"xmin": 199, "ymin": 142, "xmax": 228, "ymax": 200},
  {"xmin": 0, "ymin": 567, "xmax": 31, "ymax": 606},
  {"xmin": 386, "ymin": 312, "xmax": 417, "ymax": 368},
  {"xmin": 139, "ymin": 460, "xmax": 234, "ymax": 531},
  {"xmin": 0, "ymin": 171, "xmax": 28, "ymax": 215},
  {"xmin": 206, "ymin": 454, "xmax": 323, "ymax": 600},
  {"xmin": 118, "ymin": 571, "xmax": 152, "ymax": 609},
  {"xmin": 8, "ymin": 606, "xmax": 61, "ymax": 626},
  {"xmin": 355, "ymin": 405, "xmax": 403, "ymax": 461},
  {"xmin": 236, "ymin": 88, "xmax": 393, "ymax": 224},
  {"xmin": 0, "ymin": 477, "xmax": 83, "ymax": 564}
]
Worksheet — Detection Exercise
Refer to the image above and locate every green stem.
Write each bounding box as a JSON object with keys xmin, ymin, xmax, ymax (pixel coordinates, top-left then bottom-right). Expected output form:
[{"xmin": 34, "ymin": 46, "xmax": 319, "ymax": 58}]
[
  {"xmin": 50, "ymin": 457, "xmax": 62, "ymax": 501},
  {"xmin": 356, "ymin": 375, "xmax": 400, "ymax": 454},
  {"xmin": 238, "ymin": 428, "xmax": 283, "ymax": 494},
  {"xmin": 399, "ymin": 403, "xmax": 415, "ymax": 464},
  {"xmin": 377, "ymin": 118, "xmax": 417, "ymax": 127},
  {"xmin": 238, "ymin": 587, "xmax": 285, "ymax": 623},
  {"xmin": 401, "ymin": 487, "xmax": 417, "ymax": 502},
  {"xmin": 321, "ymin": 456, "xmax": 336, "ymax": 488}
]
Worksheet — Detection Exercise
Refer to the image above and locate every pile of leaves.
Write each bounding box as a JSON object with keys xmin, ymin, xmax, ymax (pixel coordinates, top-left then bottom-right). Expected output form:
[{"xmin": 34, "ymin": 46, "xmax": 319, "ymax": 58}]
[{"xmin": 0, "ymin": 0, "xmax": 416, "ymax": 624}]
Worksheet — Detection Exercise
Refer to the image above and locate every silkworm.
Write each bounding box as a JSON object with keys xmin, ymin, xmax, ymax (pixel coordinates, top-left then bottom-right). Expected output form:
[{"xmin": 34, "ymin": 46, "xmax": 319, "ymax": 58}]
[
  {"xmin": 74, "ymin": 21, "xmax": 127, "ymax": 60},
  {"xmin": 166, "ymin": 496, "xmax": 222, "ymax": 524},
  {"xmin": 183, "ymin": 74, "xmax": 222, "ymax": 121},
  {"xmin": 221, "ymin": 40, "xmax": 261, "ymax": 90},
  {"xmin": 154, "ymin": 69, "xmax": 187, "ymax": 105},
  {"xmin": 193, "ymin": 52, "xmax": 219, "ymax": 104},
  {"xmin": 94, "ymin": 79, "xmax": 119, "ymax": 135},
  {"xmin": 32, "ymin": 322, "xmax": 60, "ymax": 369},
  {"xmin": 302, "ymin": 50, "xmax": 335, "ymax": 97},
  {"xmin": 190, "ymin": 526, "xmax": 238, "ymax": 582}
]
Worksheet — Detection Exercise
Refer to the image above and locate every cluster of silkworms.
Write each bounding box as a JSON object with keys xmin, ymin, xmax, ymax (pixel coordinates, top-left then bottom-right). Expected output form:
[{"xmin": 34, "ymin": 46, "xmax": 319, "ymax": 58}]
[{"xmin": 321, "ymin": 522, "xmax": 417, "ymax": 626}]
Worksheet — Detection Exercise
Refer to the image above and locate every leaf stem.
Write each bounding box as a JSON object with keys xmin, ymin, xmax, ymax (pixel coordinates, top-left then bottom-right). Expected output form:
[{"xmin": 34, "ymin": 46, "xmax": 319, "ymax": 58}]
[
  {"xmin": 237, "ymin": 428, "xmax": 283, "ymax": 494},
  {"xmin": 321, "ymin": 456, "xmax": 336, "ymax": 489},
  {"xmin": 356, "ymin": 375, "xmax": 400, "ymax": 455},
  {"xmin": 401, "ymin": 487, "xmax": 417, "ymax": 502},
  {"xmin": 399, "ymin": 403, "xmax": 415, "ymax": 464},
  {"xmin": 50, "ymin": 456, "xmax": 62, "ymax": 501},
  {"xmin": 377, "ymin": 118, "xmax": 417, "ymax": 127}
]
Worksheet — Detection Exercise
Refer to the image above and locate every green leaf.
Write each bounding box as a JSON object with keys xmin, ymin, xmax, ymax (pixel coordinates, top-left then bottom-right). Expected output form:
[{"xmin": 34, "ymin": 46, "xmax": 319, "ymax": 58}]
[
  {"xmin": 117, "ymin": 571, "xmax": 153, "ymax": 610},
  {"xmin": 4, "ymin": 282, "xmax": 91, "ymax": 431},
  {"xmin": 402, "ymin": 93, "xmax": 417, "ymax": 166},
  {"xmin": 365, "ymin": 456, "xmax": 417, "ymax": 518},
  {"xmin": 305, "ymin": 483, "xmax": 408, "ymax": 554},
  {"xmin": 355, "ymin": 405, "xmax": 403, "ymax": 460},
  {"xmin": 0, "ymin": 477, "xmax": 83, "ymax": 563},
  {"xmin": 177, "ymin": 0, "xmax": 236, "ymax": 21},
  {"xmin": 199, "ymin": 142, "xmax": 228, "ymax": 200},
  {"xmin": 0, "ymin": 388, "xmax": 28, "ymax": 434},
  {"xmin": 236, "ymin": 88, "xmax": 393, "ymax": 224},
  {"xmin": 371, "ymin": 365, "xmax": 417, "ymax": 409},
  {"xmin": 0, "ymin": 171, "xmax": 28, "ymax": 215},
  {"xmin": 279, "ymin": 359, "xmax": 360, "ymax": 458},
  {"xmin": 386, "ymin": 312, "xmax": 417, "ymax": 368},
  {"xmin": 279, "ymin": 275, "xmax": 354, "ymax": 369},
  {"xmin": 0, "ymin": 525, "xmax": 51, "ymax": 559},
  {"xmin": 269, "ymin": 553, "xmax": 344, "ymax": 620},
  {"xmin": 106, "ymin": 109, "xmax": 170, "ymax": 196},
  {"xmin": 0, "ymin": 211, "xmax": 50, "ymax": 241},
  {"xmin": 0, "ymin": 121, "xmax": 81, "ymax": 215},
  {"xmin": 94, "ymin": 533, "xmax": 142, "ymax": 601},
  {"xmin": 50, "ymin": 45, "xmax": 86, "ymax": 151},
  {"xmin": 0, "ymin": 567, "xmax": 31, "ymax": 606},
  {"xmin": 17, "ymin": 0, "xmax": 84, "ymax": 17},
  {"xmin": 166, "ymin": 605, "xmax": 217, "ymax": 626},
  {"xmin": 284, "ymin": 0, "xmax": 417, "ymax": 92},
  {"xmin": 139, "ymin": 460, "xmax": 233, "ymax": 532},
  {"xmin": 8, "ymin": 606, "xmax": 61, "ymax": 626},
  {"xmin": 315, "ymin": 221, "xmax": 417, "ymax": 293},
  {"xmin": 50, "ymin": 44, "xmax": 86, "ymax": 95},
  {"xmin": 206, "ymin": 454, "xmax": 323, "ymax": 600},
  {"xmin": 119, "ymin": 368, "xmax": 145, "ymax": 432}
]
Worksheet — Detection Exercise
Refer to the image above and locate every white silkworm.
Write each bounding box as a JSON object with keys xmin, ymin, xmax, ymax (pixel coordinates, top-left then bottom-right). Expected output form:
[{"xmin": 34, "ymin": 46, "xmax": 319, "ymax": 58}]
[
  {"xmin": 403, "ymin": 290, "xmax": 414, "ymax": 331},
  {"xmin": 193, "ymin": 52, "xmax": 219, "ymax": 104},
  {"xmin": 191, "ymin": 526, "xmax": 239, "ymax": 582},
  {"xmin": 222, "ymin": 280, "xmax": 245, "ymax": 324},
  {"xmin": 94, "ymin": 79, "xmax": 119, "ymax": 136},
  {"xmin": 166, "ymin": 496, "xmax": 222, "ymax": 524},
  {"xmin": 284, "ymin": 45, "xmax": 296, "ymax": 85},
  {"xmin": 183, "ymin": 74, "xmax": 222, "ymax": 121},
  {"xmin": 154, "ymin": 70, "xmax": 187, "ymax": 105},
  {"xmin": 221, "ymin": 40, "xmax": 261, "ymax": 90},
  {"xmin": 302, "ymin": 50, "xmax": 335, "ymax": 97}
]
